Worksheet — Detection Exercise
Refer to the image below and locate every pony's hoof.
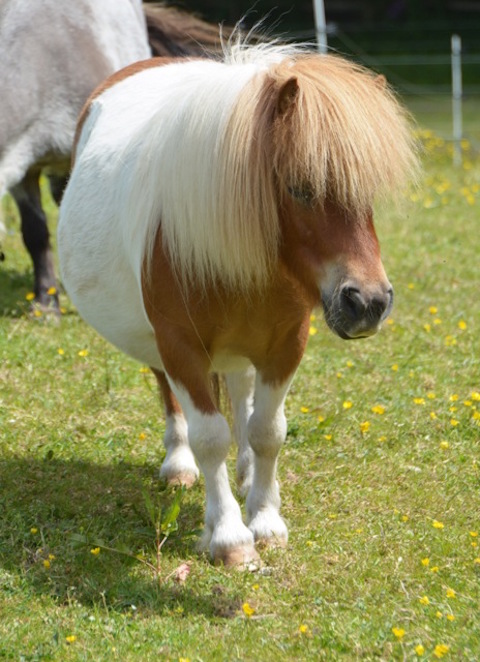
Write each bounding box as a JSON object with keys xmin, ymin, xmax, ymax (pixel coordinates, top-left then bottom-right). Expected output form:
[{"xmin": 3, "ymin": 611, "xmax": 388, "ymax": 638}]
[
  {"xmin": 248, "ymin": 511, "xmax": 288, "ymax": 548},
  {"xmin": 214, "ymin": 544, "xmax": 261, "ymax": 570},
  {"xmin": 163, "ymin": 470, "xmax": 198, "ymax": 489}
]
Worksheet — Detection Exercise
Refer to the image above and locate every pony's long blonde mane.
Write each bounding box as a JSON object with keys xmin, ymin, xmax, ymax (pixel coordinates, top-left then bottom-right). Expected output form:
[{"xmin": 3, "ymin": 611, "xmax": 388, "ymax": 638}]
[{"xmin": 137, "ymin": 44, "xmax": 417, "ymax": 291}]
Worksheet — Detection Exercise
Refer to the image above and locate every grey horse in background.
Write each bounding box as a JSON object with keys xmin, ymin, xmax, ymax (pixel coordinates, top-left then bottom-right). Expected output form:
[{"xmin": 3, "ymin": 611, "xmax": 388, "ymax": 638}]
[{"xmin": 0, "ymin": 0, "xmax": 225, "ymax": 310}]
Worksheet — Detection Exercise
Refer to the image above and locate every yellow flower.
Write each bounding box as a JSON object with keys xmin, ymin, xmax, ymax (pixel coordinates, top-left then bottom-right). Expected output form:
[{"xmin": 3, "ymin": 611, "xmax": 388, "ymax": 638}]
[
  {"xmin": 57, "ymin": 348, "xmax": 65, "ymax": 355},
  {"xmin": 66, "ymin": 635, "xmax": 77, "ymax": 644},
  {"xmin": 47, "ymin": 286, "xmax": 57, "ymax": 296},
  {"xmin": 429, "ymin": 306, "xmax": 438, "ymax": 314},
  {"xmin": 413, "ymin": 397, "xmax": 425, "ymax": 405},
  {"xmin": 430, "ymin": 412, "xmax": 437, "ymax": 420},
  {"xmin": 25, "ymin": 292, "xmax": 35, "ymax": 301},
  {"xmin": 33, "ymin": 309, "xmax": 42, "ymax": 318},
  {"xmin": 317, "ymin": 415, "xmax": 325, "ymax": 423},
  {"xmin": 359, "ymin": 421, "xmax": 370, "ymax": 433},
  {"xmin": 371, "ymin": 405, "xmax": 385, "ymax": 415},
  {"xmin": 78, "ymin": 349, "xmax": 89, "ymax": 357},
  {"xmin": 90, "ymin": 547, "xmax": 101, "ymax": 556},
  {"xmin": 423, "ymin": 323, "xmax": 431, "ymax": 333},
  {"xmin": 458, "ymin": 319, "xmax": 467, "ymax": 330},
  {"xmin": 433, "ymin": 520, "xmax": 444, "ymax": 529},
  {"xmin": 419, "ymin": 595, "xmax": 430, "ymax": 605},
  {"xmin": 139, "ymin": 366, "xmax": 150, "ymax": 374},
  {"xmin": 391, "ymin": 364, "xmax": 399, "ymax": 372},
  {"xmin": 450, "ymin": 419, "xmax": 459, "ymax": 427},
  {"xmin": 415, "ymin": 644, "xmax": 425, "ymax": 656},
  {"xmin": 43, "ymin": 559, "xmax": 51, "ymax": 570},
  {"xmin": 427, "ymin": 392, "xmax": 436, "ymax": 399},
  {"xmin": 439, "ymin": 441, "xmax": 449, "ymax": 449},
  {"xmin": 252, "ymin": 584, "xmax": 259, "ymax": 590},
  {"xmin": 346, "ymin": 360, "xmax": 354, "ymax": 368},
  {"xmin": 436, "ymin": 611, "xmax": 443, "ymax": 618},
  {"xmin": 324, "ymin": 434, "xmax": 332, "ymax": 441},
  {"xmin": 421, "ymin": 557, "xmax": 430, "ymax": 567},
  {"xmin": 300, "ymin": 406, "xmax": 309, "ymax": 413},
  {"xmin": 342, "ymin": 400, "xmax": 353, "ymax": 410},
  {"xmin": 431, "ymin": 566, "xmax": 440, "ymax": 573},
  {"xmin": 242, "ymin": 602, "xmax": 255, "ymax": 618},
  {"xmin": 309, "ymin": 326, "xmax": 318, "ymax": 336},
  {"xmin": 446, "ymin": 614, "xmax": 455, "ymax": 622},
  {"xmin": 470, "ymin": 531, "xmax": 478, "ymax": 538},
  {"xmin": 433, "ymin": 644, "xmax": 449, "ymax": 658},
  {"xmin": 445, "ymin": 335, "xmax": 457, "ymax": 346},
  {"xmin": 471, "ymin": 391, "xmax": 480, "ymax": 402},
  {"xmin": 392, "ymin": 627, "xmax": 405, "ymax": 640},
  {"xmin": 298, "ymin": 624, "xmax": 309, "ymax": 634},
  {"xmin": 30, "ymin": 528, "xmax": 38, "ymax": 535},
  {"xmin": 449, "ymin": 394, "xmax": 459, "ymax": 402},
  {"xmin": 446, "ymin": 588, "xmax": 456, "ymax": 599},
  {"xmin": 473, "ymin": 558, "xmax": 480, "ymax": 564}
]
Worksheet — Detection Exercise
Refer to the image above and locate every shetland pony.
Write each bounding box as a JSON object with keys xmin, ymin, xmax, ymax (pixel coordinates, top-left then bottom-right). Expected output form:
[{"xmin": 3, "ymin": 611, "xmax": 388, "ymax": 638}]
[
  {"xmin": 58, "ymin": 44, "xmax": 417, "ymax": 567},
  {"xmin": 0, "ymin": 0, "xmax": 225, "ymax": 311}
]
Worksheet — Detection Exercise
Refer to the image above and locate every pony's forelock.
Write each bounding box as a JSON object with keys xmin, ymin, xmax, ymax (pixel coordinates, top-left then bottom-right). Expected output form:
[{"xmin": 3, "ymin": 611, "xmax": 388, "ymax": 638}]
[{"xmin": 136, "ymin": 45, "xmax": 418, "ymax": 293}]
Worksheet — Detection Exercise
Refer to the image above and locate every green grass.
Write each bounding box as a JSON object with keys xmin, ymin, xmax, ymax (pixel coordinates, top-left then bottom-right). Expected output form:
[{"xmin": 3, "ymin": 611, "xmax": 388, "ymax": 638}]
[{"xmin": 1, "ymin": 128, "xmax": 479, "ymax": 660}]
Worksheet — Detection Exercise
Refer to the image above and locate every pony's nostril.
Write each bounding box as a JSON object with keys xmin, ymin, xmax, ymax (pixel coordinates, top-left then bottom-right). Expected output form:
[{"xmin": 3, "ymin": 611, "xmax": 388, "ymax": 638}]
[{"xmin": 341, "ymin": 286, "xmax": 366, "ymax": 321}]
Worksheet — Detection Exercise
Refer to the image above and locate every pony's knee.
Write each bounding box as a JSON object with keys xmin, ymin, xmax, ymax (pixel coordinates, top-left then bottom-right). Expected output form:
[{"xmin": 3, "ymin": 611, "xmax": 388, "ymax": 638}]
[
  {"xmin": 188, "ymin": 412, "xmax": 231, "ymax": 463},
  {"xmin": 247, "ymin": 411, "xmax": 287, "ymax": 458}
]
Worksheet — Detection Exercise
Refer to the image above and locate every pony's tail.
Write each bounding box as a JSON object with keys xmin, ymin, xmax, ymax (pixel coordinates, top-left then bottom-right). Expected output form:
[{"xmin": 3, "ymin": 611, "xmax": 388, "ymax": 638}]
[{"xmin": 143, "ymin": 3, "xmax": 229, "ymax": 58}]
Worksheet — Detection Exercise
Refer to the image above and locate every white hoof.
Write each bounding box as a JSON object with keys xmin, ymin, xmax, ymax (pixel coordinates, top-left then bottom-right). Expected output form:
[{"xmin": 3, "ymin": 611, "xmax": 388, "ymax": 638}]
[
  {"xmin": 248, "ymin": 510, "xmax": 288, "ymax": 548},
  {"xmin": 159, "ymin": 448, "xmax": 199, "ymax": 488}
]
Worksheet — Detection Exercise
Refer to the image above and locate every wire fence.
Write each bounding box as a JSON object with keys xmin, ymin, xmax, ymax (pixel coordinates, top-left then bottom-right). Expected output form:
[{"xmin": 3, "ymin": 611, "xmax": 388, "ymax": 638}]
[{"xmin": 288, "ymin": 26, "xmax": 480, "ymax": 150}]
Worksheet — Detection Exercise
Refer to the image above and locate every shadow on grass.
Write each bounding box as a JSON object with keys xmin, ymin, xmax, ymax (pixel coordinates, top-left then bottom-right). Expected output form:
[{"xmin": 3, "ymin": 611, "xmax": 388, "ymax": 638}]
[
  {"xmin": 0, "ymin": 265, "xmax": 32, "ymax": 317},
  {"xmin": 0, "ymin": 456, "xmax": 242, "ymax": 618}
]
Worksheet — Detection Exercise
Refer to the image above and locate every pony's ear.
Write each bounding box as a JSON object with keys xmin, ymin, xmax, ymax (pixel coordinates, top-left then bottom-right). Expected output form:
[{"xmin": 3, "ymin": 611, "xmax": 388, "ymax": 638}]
[{"xmin": 276, "ymin": 77, "xmax": 299, "ymax": 115}]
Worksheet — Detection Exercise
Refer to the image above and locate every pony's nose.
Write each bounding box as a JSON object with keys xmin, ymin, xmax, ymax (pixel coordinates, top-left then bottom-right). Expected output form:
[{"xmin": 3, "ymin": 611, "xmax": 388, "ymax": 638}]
[{"xmin": 341, "ymin": 285, "xmax": 393, "ymax": 325}]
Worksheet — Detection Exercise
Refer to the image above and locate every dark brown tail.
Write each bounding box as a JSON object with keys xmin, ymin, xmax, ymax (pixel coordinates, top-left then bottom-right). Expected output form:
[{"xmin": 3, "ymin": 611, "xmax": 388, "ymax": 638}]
[{"xmin": 143, "ymin": 3, "xmax": 230, "ymax": 57}]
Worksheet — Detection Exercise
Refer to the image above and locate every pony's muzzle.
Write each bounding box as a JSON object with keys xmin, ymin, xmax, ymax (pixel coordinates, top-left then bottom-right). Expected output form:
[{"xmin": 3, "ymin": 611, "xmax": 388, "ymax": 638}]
[{"xmin": 323, "ymin": 282, "xmax": 393, "ymax": 339}]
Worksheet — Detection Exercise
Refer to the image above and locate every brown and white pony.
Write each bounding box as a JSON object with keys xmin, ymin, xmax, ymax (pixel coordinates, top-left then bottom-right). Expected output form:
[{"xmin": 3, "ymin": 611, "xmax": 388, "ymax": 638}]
[
  {"xmin": 0, "ymin": 0, "xmax": 225, "ymax": 310},
  {"xmin": 58, "ymin": 43, "xmax": 417, "ymax": 567}
]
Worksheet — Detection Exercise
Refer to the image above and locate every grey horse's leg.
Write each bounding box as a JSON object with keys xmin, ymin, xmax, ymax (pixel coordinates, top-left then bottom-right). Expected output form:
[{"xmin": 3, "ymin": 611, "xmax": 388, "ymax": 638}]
[
  {"xmin": 11, "ymin": 169, "xmax": 59, "ymax": 310},
  {"xmin": 47, "ymin": 173, "xmax": 69, "ymax": 207}
]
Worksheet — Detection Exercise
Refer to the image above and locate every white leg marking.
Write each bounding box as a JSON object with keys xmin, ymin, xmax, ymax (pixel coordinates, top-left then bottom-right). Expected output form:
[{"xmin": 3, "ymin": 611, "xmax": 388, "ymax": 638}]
[
  {"xmin": 159, "ymin": 412, "xmax": 199, "ymax": 488},
  {"xmin": 246, "ymin": 374, "xmax": 294, "ymax": 547},
  {"xmin": 168, "ymin": 381, "xmax": 258, "ymax": 567},
  {"xmin": 225, "ymin": 366, "xmax": 255, "ymax": 496}
]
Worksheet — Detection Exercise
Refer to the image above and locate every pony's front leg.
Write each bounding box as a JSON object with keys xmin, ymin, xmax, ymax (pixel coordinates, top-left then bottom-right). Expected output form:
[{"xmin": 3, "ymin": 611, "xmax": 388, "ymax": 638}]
[
  {"xmin": 246, "ymin": 374, "xmax": 294, "ymax": 547},
  {"xmin": 225, "ymin": 366, "xmax": 256, "ymax": 496},
  {"xmin": 166, "ymin": 378, "xmax": 259, "ymax": 568}
]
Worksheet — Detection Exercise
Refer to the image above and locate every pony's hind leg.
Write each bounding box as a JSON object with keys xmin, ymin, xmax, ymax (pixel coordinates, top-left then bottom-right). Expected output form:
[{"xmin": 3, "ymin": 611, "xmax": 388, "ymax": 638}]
[
  {"xmin": 245, "ymin": 374, "xmax": 292, "ymax": 548},
  {"xmin": 153, "ymin": 369, "xmax": 199, "ymax": 488},
  {"xmin": 225, "ymin": 367, "xmax": 255, "ymax": 497}
]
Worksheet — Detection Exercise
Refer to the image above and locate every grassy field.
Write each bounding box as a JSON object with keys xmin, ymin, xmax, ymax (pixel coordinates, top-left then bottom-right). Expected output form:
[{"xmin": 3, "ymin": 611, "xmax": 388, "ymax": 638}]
[{"xmin": 1, "ymin": 121, "xmax": 479, "ymax": 660}]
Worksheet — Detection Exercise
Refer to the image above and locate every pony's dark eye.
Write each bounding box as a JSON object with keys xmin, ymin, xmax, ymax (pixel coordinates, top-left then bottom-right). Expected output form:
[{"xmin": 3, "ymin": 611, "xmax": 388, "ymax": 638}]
[{"xmin": 287, "ymin": 183, "xmax": 316, "ymax": 207}]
